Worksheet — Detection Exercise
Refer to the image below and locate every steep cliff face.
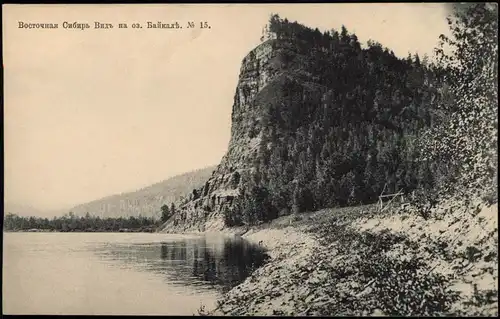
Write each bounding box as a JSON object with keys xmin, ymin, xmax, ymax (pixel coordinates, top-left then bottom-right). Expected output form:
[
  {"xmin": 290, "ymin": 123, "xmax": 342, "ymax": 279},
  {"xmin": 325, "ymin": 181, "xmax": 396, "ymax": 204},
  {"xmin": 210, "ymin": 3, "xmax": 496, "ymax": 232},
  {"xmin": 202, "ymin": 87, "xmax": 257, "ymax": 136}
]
[
  {"xmin": 94, "ymin": 39, "xmax": 299, "ymax": 221},
  {"xmin": 162, "ymin": 38, "xmax": 303, "ymax": 232}
]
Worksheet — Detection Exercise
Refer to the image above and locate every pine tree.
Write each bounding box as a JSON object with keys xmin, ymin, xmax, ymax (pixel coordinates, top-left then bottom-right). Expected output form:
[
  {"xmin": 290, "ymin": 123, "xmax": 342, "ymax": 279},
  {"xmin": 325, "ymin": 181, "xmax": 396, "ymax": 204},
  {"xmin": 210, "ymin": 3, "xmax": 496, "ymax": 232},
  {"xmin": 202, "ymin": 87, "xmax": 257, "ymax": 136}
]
[
  {"xmin": 340, "ymin": 25, "xmax": 349, "ymax": 43},
  {"xmin": 161, "ymin": 204, "xmax": 170, "ymax": 222},
  {"xmin": 170, "ymin": 203, "xmax": 176, "ymax": 217}
]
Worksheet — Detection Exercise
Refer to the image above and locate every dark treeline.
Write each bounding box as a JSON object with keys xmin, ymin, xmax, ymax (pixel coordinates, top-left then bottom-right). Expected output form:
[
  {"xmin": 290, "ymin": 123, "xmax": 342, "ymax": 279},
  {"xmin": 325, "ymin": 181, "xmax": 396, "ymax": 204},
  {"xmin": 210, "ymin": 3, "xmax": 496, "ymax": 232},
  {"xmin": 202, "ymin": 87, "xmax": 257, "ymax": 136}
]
[
  {"xmin": 3, "ymin": 212, "xmax": 161, "ymax": 232},
  {"xmin": 224, "ymin": 13, "xmax": 454, "ymax": 226}
]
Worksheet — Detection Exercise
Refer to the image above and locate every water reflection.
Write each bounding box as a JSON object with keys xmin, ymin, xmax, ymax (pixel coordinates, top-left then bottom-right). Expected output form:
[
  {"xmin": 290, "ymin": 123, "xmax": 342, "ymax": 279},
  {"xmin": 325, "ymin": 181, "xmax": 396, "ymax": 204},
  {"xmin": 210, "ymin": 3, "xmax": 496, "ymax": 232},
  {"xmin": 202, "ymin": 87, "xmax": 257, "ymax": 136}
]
[{"xmin": 91, "ymin": 236, "xmax": 270, "ymax": 293}]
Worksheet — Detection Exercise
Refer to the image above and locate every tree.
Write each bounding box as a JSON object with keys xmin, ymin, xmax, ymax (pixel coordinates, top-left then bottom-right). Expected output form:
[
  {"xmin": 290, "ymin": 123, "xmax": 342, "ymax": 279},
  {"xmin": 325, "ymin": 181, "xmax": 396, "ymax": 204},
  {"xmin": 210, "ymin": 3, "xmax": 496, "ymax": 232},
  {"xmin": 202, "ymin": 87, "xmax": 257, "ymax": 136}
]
[
  {"xmin": 422, "ymin": 3, "xmax": 498, "ymax": 199},
  {"xmin": 340, "ymin": 25, "xmax": 349, "ymax": 43},
  {"xmin": 230, "ymin": 171, "xmax": 241, "ymax": 189},
  {"xmin": 170, "ymin": 203, "xmax": 176, "ymax": 217},
  {"xmin": 161, "ymin": 204, "xmax": 170, "ymax": 223},
  {"xmin": 268, "ymin": 13, "xmax": 282, "ymax": 36},
  {"xmin": 192, "ymin": 188, "xmax": 199, "ymax": 200},
  {"xmin": 349, "ymin": 34, "xmax": 361, "ymax": 52},
  {"xmin": 223, "ymin": 206, "xmax": 241, "ymax": 227},
  {"xmin": 414, "ymin": 53, "xmax": 421, "ymax": 67}
]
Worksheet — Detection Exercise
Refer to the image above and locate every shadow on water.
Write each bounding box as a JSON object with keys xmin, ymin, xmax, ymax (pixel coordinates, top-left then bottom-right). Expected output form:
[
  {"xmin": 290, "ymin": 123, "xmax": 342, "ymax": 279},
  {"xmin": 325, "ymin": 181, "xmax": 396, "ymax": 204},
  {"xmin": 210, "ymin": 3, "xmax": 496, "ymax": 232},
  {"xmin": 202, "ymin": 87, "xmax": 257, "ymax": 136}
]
[{"xmin": 92, "ymin": 236, "xmax": 270, "ymax": 293}]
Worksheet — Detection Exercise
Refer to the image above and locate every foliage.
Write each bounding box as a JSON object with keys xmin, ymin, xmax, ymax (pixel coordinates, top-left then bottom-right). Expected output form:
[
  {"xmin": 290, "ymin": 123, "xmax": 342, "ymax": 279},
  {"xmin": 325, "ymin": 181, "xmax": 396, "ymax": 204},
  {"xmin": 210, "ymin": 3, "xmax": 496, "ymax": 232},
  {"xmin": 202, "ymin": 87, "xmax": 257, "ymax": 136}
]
[
  {"xmin": 3, "ymin": 212, "xmax": 160, "ymax": 232},
  {"xmin": 223, "ymin": 206, "xmax": 243, "ymax": 227},
  {"xmin": 161, "ymin": 204, "xmax": 171, "ymax": 223},
  {"xmin": 303, "ymin": 219, "xmax": 461, "ymax": 316},
  {"xmin": 418, "ymin": 3, "xmax": 498, "ymax": 202}
]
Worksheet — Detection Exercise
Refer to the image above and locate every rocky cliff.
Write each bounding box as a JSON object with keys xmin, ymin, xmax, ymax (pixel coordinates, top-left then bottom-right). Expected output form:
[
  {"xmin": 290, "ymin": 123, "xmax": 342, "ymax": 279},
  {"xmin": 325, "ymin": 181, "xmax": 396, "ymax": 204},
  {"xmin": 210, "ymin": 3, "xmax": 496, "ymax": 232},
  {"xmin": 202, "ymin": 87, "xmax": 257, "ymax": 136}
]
[
  {"xmin": 161, "ymin": 17, "xmax": 439, "ymax": 233},
  {"xmin": 162, "ymin": 39, "xmax": 286, "ymax": 232}
]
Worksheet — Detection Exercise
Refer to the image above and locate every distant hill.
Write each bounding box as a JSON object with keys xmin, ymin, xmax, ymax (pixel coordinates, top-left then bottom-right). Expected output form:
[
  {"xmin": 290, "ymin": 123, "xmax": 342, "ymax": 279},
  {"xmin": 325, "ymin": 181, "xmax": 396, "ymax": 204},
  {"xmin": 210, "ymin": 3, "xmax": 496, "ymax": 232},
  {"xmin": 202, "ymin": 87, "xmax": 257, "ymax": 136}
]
[{"xmin": 68, "ymin": 166, "xmax": 216, "ymax": 218}]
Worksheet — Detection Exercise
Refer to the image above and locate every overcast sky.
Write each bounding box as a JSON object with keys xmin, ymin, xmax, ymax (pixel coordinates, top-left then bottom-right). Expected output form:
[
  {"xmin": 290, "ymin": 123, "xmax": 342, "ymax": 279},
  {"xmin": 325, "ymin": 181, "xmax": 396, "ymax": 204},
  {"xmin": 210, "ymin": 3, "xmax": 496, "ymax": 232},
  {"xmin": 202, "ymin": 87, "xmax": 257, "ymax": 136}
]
[{"xmin": 3, "ymin": 3, "xmax": 452, "ymax": 211}]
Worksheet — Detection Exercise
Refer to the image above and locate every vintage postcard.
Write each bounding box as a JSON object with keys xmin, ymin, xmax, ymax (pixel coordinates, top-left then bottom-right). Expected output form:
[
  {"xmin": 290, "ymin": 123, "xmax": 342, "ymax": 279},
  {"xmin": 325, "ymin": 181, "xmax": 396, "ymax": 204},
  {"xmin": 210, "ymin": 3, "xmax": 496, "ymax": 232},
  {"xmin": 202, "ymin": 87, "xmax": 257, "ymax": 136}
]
[{"xmin": 3, "ymin": 3, "xmax": 498, "ymax": 316}]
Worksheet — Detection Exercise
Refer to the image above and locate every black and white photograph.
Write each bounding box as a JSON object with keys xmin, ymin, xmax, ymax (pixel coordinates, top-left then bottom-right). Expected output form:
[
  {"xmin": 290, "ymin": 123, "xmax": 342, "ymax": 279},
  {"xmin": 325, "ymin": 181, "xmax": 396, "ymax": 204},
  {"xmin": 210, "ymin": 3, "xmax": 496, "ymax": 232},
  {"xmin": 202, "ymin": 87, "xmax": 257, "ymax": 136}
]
[{"xmin": 2, "ymin": 3, "xmax": 498, "ymax": 316}]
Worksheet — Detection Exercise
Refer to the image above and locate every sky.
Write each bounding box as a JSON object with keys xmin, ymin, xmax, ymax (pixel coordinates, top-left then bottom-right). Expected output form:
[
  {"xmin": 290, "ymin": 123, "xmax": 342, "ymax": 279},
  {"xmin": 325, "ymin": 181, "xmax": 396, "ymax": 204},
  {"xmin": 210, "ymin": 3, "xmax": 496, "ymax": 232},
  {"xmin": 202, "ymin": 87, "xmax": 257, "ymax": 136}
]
[{"xmin": 3, "ymin": 3, "xmax": 452, "ymax": 212}]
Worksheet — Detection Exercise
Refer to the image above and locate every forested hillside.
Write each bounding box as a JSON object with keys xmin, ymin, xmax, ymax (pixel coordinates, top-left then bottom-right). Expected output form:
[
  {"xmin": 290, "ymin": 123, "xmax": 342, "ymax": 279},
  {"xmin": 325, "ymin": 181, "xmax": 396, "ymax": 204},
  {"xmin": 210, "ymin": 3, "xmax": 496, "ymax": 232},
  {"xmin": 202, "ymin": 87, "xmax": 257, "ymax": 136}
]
[
  {"xmin": 225, "ymin": 15, "xmax": 445, "ymax": 226},
  {"xmin": 162, "ymin": 5, "xmax": 497, "ymax": 233}
]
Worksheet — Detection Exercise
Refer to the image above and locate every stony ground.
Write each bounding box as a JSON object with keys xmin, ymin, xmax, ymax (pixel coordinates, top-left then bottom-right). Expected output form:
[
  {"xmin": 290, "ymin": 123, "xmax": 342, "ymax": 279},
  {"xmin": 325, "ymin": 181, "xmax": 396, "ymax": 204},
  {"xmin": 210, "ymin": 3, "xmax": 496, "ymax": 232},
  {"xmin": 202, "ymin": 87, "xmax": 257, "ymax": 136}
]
[{"xmin": 203, "ymin": 200, "xmax": 498, "ymax": 317}]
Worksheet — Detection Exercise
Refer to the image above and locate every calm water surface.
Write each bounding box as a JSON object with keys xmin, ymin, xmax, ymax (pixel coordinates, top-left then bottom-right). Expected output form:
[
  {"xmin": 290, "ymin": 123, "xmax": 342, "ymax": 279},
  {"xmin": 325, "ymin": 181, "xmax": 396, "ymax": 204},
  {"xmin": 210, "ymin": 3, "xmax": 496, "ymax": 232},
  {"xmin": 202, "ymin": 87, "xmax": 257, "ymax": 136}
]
[{"xmin": 2, "ymin": 232, "xmax": 268, "ymax": 315}]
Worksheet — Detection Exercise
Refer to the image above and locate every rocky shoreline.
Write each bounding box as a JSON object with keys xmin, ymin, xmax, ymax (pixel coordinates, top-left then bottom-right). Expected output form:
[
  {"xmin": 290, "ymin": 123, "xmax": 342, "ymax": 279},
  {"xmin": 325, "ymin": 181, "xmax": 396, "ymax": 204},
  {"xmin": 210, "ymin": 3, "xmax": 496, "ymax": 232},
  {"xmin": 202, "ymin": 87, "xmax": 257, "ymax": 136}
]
[
  {"xmin": 196, "ymin": 201, "xmax": 498, "ymax": 316},
  {"xmin": 208, "ymin": 226, "xmax": 322, "ymax": 316}
]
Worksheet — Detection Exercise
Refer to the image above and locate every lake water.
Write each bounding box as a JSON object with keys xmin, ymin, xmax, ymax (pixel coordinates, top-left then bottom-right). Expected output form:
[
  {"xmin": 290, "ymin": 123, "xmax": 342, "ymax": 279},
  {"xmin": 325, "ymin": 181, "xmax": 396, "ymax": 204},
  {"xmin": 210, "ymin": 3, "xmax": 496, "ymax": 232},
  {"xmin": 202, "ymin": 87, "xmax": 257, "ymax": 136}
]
[{"xmin": 2, "ymin": 232, "xmax": 268, "ymax": 315}]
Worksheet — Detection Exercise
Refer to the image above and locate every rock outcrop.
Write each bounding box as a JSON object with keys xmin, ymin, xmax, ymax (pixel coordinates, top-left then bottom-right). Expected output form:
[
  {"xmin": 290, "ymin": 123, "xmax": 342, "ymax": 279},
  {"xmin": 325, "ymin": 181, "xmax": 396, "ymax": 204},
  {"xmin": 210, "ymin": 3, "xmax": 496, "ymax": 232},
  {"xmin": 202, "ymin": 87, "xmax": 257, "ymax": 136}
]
[
  {"xmin": 162, "ymin": 37, "xmax": 300, "ymax": 232},
  {"xmin": 161, "ymin": 17, "xmax": 439, "ymax": 233}
]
